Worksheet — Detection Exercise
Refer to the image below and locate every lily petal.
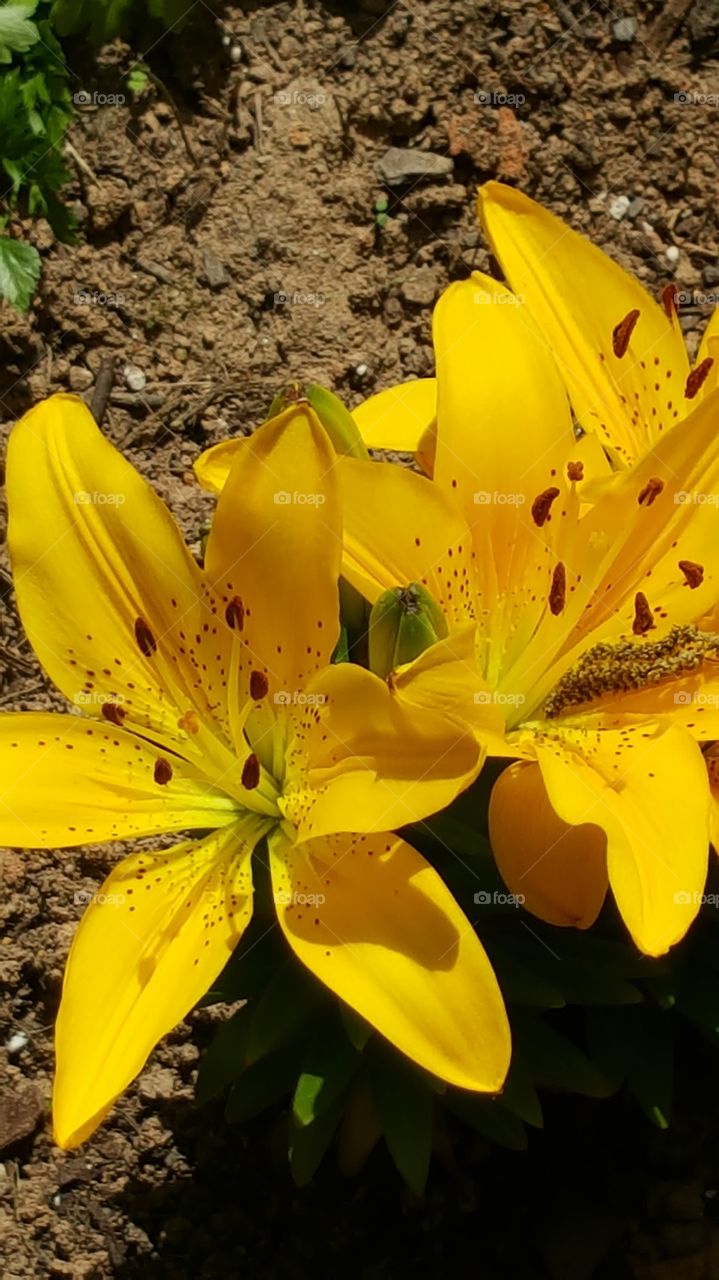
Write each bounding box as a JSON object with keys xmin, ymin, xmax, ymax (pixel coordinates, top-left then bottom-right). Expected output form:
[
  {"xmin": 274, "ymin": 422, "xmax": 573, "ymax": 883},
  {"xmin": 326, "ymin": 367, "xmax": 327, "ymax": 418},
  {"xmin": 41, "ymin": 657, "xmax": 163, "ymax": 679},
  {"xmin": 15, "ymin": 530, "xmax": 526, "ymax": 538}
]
[
  {"xmin": 269, "ymin": 828, "xmax": 511, "ymax": 1092},
  {"xmin": 350, "ymin": 379, "xmax": 437, "ymax": 453},
  {"xmin": 7, "ymin": 395, "xmax": 234, "ymax": 754},
  {"xmin": 488, "ymin": 759, "xmax": 608, "ymax": 929},
  {"xmin": 0, "ymin": 712, "xmax": 237, "ymax": 847},
  {"xmin": 205, "ymin": 404, "xmax": 342, "ymax": 694},
  {"xmin": 533, "ymin": 722, "xmax": 709, "ymax": 955},
  {"xmin": 478, "ymin": 181, "xmax": 689, "ymax": 463},
  {"xmin": 54, "ymin": 814, "xmax": 267, "ymax": 1148},
  {"xmin": 337, "ymin": 456, "xmax": 477, "ymax": 627},
  {"xmin": 194, "ymin": 436, "xmax": 248, "ymax": 494},
  {"xmin": 281, "ymin": 662, "xmax": 483, "ymax": 839}
]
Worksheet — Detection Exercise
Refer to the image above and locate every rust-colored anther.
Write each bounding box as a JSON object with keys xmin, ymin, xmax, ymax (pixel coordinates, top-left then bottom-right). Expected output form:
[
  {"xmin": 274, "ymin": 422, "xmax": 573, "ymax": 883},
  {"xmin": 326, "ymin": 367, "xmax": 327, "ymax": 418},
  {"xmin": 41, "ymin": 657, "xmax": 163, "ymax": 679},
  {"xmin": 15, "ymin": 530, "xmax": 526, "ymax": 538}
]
[
  {"xmin": 531, "ymin": 486, "xmax": 560, "ymax": 527},
  {"xmin": 250, "ymin": 670, "xmax": 269, "ymax": 700},
  {"xmin": 612, "ymin": 309, "xmax": 640, "ymax": 358},
  {"xmin": 178, "ymin": 709, "xmax": 200, "ymax": 735},
  {"xmin": 638, "ymin": 477, "xmax": 664, "ymax": 507},
  {"xmin": 632, "ymin": 592, "xmax": 655, "ymax": 635},
  {"xmin": 661, "ymin": 283, "xmax": 679, "ymax": 320},
  {"xmin": 154, "ymin": 757, "xmax": 173, "ymax": 785},
  {"xmin": 101, "ymin": 701, "xmax": 126, "ymax": 726},
  {"xmin": 549, "ymin": 562, "xmax": 566, "ymax": 615},
  {"xmin": 685, "ymin": 358, "xmax": 714, "ymax": 401},
  {"xmin": 135, "ymin": 617, "xmax": 157, "ymax": 657},
  {"xmin": 241, "ymin": 753, "xmax": 260, "ymax": 790},
  {"xmin": 567, "ymin": 461, "xmax": 584, "ymax": 482},
  {"xmin": 678, "ymin": 560, "xmax": 704, "ymax": 589},
  {"xmin": 225, "ymin": 595, "xmax": 245, "ymax": 631}
]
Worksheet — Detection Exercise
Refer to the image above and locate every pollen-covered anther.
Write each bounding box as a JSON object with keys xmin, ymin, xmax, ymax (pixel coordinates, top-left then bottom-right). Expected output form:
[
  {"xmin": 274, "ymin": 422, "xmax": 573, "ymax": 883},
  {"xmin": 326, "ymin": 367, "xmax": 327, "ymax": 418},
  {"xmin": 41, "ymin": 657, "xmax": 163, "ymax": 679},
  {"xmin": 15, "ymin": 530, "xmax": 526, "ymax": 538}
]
[
  {"xmin": 638, "ymin": 477, "xmax": 664, "ymax": 507},
  {"xmin": 101, "ymin": 701, "xmax": 126, "ymax": 726},
  {"xmin": 531, "ymin": 487, "xmax": 560, "ymax": 527},
  {"xmin": 250, "ymin": 670, "xmax": 269, "ymax": 700},
  {"xmin": 549, "ymin": 562, "xmax": 566, "ymax": 615},
  {"xmin": 567, "ymin": 461, "xmax": 584, "ymax": 482},
  {"xmin": 154, "ymin": 757, "xmax": 173, "ymax": 785},
  {"xmin": 632, "ymin": 592, "xmax": 655, "ymax": 636},
  {"xmin": 225, "ymin": 595, "xmax": 245, "ymax": 630},
  {"xmin": 178, "ymin": 709, "xmax": 200, "ymax": 735},
  {"xmin": 241, "ymin": 753, "xmax": 260, "ymax": 790},
  {"xmin": 612, "ymin": 309, "xmax": 640, "ymax": 358},
  {"xmin": 679, "ymin": 560, "xmax": 704, "ymax": 589},
  {"xmin": 685, "ymin": 358, "xmax": 714, "ymax": 401},
  {"xmin": 661, "ymin": 283, "xmax": 679, "ymax": 320},
  {"xmin": 135, "ymin": 617, "xmax": 157, "ymax": 656}
]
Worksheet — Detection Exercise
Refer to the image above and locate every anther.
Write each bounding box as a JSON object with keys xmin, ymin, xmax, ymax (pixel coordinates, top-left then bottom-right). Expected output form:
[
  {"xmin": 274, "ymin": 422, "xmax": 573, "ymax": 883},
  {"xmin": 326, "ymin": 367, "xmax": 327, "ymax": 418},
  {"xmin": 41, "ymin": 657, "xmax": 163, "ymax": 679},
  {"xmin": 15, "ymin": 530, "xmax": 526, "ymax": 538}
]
[
  {"xmin": 135, "ymin": 617, "xmax": 157, "ymax": 656},
  {"xmin": 685, "ymin": 358, "xmax": 713, "ymax": 400},
  {"xmin": 532, "ymin": 487, "xmax": 560, "ymax": 527},
  {"xmin": 154, "ymin": 758, "xmax": 173, "ymax": 785},
  {"xmin": 638, "ymin": 477, "xmax": 664, "ymax": 507},
  {"xmin": 250, "ymin": 670, "xmax": 269, "ymax": 700},
  {"xmin": 567, "ymin": 461, "xmax": 584, "ymax": 482},
  {"xmin": 225, "ymin": 596, "xmax": 245, "ymax": 630},
  {"xmin": 549, "ymin": 563, "xmax": 566, "ymax": 615},
  {"xmin": 661, "ymin": 283, "xmax": 679, "ymax": 320},
  {"xmin": 632, "ymin": 592, "xmax": 655, "ymax": 635},
  {"xmin": 678, "ymin": 560, "xmax": 704, "ymax": 589},
  {"xmin": 101, "ymin": 702, "xmax": 126, "ymax": 726},
  {"xmin": 612, "ymin": 309, "xmax": 640, "ymax": 358},
  {"xmin": 241, "ymin": 753, "xmax": 260, "ymax": 790}
]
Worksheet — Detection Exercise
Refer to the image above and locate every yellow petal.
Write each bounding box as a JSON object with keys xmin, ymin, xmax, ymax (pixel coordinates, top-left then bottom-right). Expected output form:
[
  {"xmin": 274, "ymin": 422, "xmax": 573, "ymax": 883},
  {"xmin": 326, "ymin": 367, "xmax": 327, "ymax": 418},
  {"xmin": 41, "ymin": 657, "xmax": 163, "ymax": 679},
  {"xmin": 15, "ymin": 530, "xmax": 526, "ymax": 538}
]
[
  {"xmin": 533, "ymin": 722, "xmax": 709, "ymax": 955},
  {"xmin": 269, "ymin": 828, "xmax": 511, "ymax": 1092},
  {"xmin": 350, "ymin": 379, "xmax": 437, "ymax": 452},
  {"xmin": 194, "ymin": 437, "xmax": 247, "ymax": 494},
  {"xmin": 204, "ymin": 404, "xmax": 341, "ymax": 693},
  {"xmin": 54, "ymin": 815, "xmax": 267, "ymax": 1148},
  {"xmin": 337, "ymin": 456, "xmax": 477, "ymax": 628},
  {"xmin": 280, "ymin": 662, "xmax": 482, "ymax": 839},
  {"xmin": 0, "ymin": 712, "xmax": 237, "ymax": 847},
  {"xmin": 478, "ymin": 181, "xmax": 689, "ymax": 463},
  {"xmin": 7, "ymin": 395, "xmax": 234, "ymax": 755},
  {"xmin": 488, "ymin": 760, "xmax": 608, "ymax": 928}
]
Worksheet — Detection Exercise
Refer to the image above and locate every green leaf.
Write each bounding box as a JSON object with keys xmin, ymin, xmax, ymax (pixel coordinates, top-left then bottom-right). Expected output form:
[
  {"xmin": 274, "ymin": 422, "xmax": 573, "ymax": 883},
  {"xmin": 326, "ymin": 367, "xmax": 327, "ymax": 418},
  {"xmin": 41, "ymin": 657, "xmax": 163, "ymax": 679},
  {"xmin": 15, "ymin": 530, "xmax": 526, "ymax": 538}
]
[
  {"xmin": 195, "ymin": 1007, "xmax": 249, "ymax": 1104},
  {"xmin": 0, "ymin": 234, "xmax": 40, "ymax": 310},
  {"xmin": 245, "ymin": 960, "xmax": 325, "ymax": 1065},
  {"xmin": 369, "ymin": 1051, "xmax": 432, "ymax": 1196},
  {"xmin": 498, "ymin": 1052, "xmax": 543, "ymax": 1128},
  {"xmin": 626, "ymin": 1005, "xmax": 673, "ymax": 1129},
  {"xmin": 292, "ymin": 1018, "xmax": 360, "ymax": 1127},
  {"xmin": 225, "ymin": 1049, "xmax": 300, "ymax": 1124},
  {"xmin": 0, "ymin": 2, "xmax": 40, "ymax": 65},
  {"xmin": 513, "ymin": 1011, "xmax": 614, "ymax": 1098},
  {"xmin": 447, "ymin": 1092, "xmax": 527, "ymax": 1151},
  {"xmin": 289, "ymin": 1091, "xmax": 346, "ymax": 1188}
]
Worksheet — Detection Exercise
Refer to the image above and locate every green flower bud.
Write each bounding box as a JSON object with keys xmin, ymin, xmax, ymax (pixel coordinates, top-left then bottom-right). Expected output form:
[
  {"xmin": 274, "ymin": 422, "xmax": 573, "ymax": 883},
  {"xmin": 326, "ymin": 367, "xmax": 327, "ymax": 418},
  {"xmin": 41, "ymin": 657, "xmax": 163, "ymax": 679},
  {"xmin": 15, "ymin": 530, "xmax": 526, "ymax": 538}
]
[
  {"xmin": 368, "ymin": 583, "xmax": 448, "ymax": 679},
  {"xmin": 267, "ymin": 382, "xmax": 369, "ymax": 460}
]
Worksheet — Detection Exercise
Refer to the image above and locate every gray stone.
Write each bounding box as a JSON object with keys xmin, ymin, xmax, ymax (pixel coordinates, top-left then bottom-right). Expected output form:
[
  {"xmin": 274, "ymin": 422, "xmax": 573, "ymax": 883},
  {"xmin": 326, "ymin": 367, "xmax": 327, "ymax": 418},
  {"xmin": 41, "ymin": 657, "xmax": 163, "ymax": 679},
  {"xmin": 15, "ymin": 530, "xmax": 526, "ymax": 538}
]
[{"xmin": 376, "ymin": 147, "xmax": 453, "ymax": 186}]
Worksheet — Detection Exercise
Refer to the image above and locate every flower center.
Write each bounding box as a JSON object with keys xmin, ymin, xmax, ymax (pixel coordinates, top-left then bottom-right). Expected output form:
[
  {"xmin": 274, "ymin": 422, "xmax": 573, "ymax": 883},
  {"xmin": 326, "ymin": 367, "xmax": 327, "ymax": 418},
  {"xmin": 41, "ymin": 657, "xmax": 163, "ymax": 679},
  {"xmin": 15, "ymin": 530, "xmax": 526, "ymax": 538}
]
[{"xmin": 543, "ymin": 624, "xmax": 719, "ymax": 718}]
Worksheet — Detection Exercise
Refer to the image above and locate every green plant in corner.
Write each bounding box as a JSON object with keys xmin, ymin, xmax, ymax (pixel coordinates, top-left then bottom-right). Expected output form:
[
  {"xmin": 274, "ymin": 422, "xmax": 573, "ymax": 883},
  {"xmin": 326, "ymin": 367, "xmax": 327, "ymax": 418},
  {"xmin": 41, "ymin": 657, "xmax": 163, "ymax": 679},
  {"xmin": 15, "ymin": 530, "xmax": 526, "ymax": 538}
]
[{"xmin": 0, "ymin": 0, "xmax": 76, "ymax": 310}]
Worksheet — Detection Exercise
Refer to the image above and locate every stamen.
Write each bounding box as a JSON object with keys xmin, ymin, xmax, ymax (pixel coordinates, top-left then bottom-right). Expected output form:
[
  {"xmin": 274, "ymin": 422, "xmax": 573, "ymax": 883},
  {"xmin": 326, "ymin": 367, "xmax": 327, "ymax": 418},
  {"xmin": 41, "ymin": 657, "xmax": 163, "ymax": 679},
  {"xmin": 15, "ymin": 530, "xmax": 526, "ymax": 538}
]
[
  {"xmin": 225, "ymin": 596, "xmax": 245, "ymax": 630},
  {"xmin": 250, "ymin": 670, "xmax": 269, "ymax": 700},
  {"xmin": 545, "ymin": 624, "xmax": 719, "ymax": 717},
  {"xmin": 178, "ymin": 709, "xmax": 200, "ymax": 735},
  {"xmin": 154, "ymin": 758, "xmax": 173, "ymax": 785},
  {"xmin": 567, "ymin": 461, "xmax": 584, "ymax": 482},
  {"xmin": 549, "ymin": 562, "xmax": 566, "ymax": 615},
  {"xmin": 612, "ymin": 309, "xmax": 640, "ymax": 358},
  {"xmin": 242, "ymin": 753, "xmax": 260, "ymax": 790},
  {"xmin": 532, "ymin": 487, "xmax": 560, "ymax": 527},
  {"xmin": 637, "ymin": 477, "xmax": 664, "ymax": 507},
  {"xmin": 632, "ymin": 592, "xmax": 654, "ymax": 635},
  {"xmin": 661, "ymin": 283, "xmax": 679, "ymax": 319},
  {"xmin": 135, "ymin": 617, "xmax": 157, "ymax": 656},
  {"xmin": 678, "ymin": 560, "xmax": 704, "ymax": 589},
  {"xmin": 101, "ymin": 702, "xmax": 126, "ymax": 726},
  {"xmin": 685, "ymin": 358, "xmax": 714, "ymax": 400}
]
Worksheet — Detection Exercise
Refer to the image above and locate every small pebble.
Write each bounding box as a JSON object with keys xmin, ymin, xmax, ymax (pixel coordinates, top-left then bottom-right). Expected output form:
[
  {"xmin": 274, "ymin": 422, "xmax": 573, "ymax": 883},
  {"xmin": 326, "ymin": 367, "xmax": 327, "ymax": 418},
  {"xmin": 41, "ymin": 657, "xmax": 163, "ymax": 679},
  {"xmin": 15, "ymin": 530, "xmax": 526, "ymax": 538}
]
[
  {"xmin": 123, "ymin": 365, "xmax": 147, "ymax": 392},
  {"xmin": 666, "ymin": 245, "xmax": 680, "ymax": 265},
  {"xmin": 609, "ymin": 195, "xmax": 631, "ymax": 221},
  {"xmin": 6, "ymin": 1032, "xmax": 28, "ymax": 1055},
  {"xmin": 613, "ymin": 17, "xmax": 636, "ymax": 42},
  {"xmin": 230, "ymin": 45, "xmax": 242, "ymax": 64}
]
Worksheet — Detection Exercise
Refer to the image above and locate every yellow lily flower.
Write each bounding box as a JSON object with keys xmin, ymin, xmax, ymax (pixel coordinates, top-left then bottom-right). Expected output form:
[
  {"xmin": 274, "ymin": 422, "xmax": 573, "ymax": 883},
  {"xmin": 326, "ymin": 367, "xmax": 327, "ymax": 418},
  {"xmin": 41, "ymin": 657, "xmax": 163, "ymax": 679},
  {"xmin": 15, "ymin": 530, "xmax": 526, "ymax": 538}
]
[
  {"xmin": 1, "ymin": 394, "xmax": 511, "ymax": 1149},
  {"xmin": 333, "ymin": 278, "xmax": 719, "ymax": 960},
  {"xmin": 477, "ymin": 181, "xmax": 718, "ymax": 469}
]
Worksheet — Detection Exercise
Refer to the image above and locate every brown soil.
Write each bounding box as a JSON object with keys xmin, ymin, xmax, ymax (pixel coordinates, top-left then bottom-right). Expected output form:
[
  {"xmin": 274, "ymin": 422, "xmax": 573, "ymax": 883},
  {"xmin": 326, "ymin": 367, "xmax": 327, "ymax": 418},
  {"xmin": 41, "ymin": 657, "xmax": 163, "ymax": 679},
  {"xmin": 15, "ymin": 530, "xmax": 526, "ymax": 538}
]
[{"xmin": 1, "ymin": 1, "xmax": 719, "ymax": 1276}]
